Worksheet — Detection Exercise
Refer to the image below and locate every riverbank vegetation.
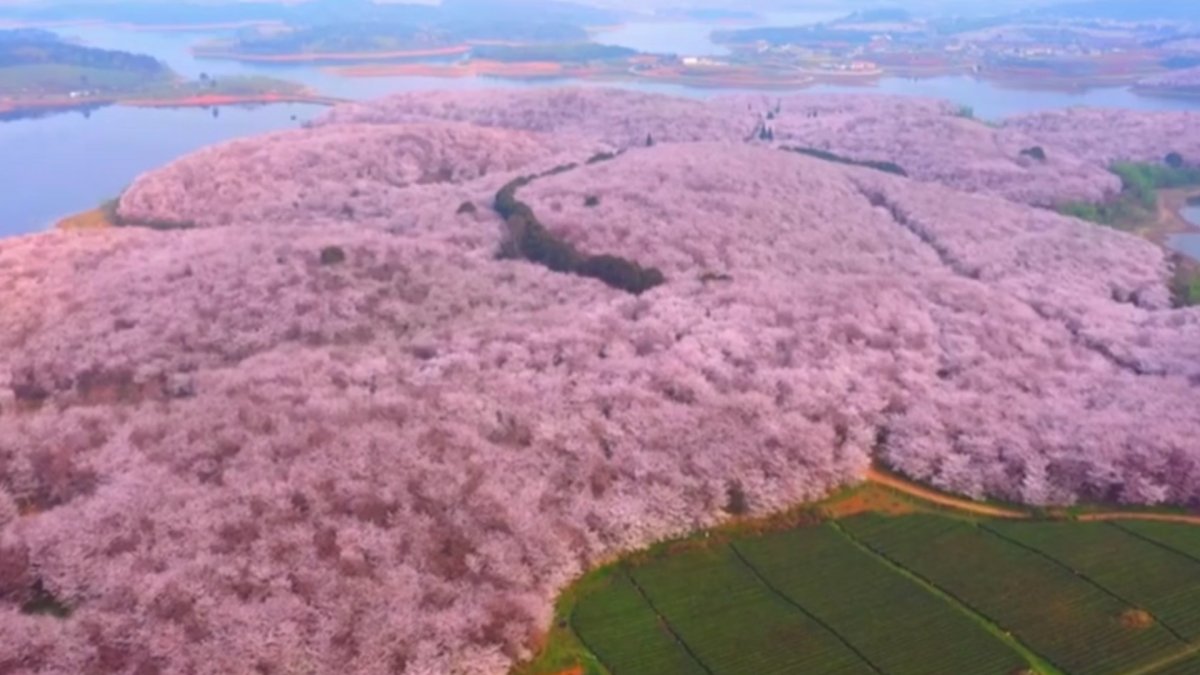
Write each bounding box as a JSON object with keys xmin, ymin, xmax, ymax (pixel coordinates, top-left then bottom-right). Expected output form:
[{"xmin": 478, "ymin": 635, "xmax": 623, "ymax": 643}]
[
  {"xmin": 1059, "ymin": 160, "xmax": 1200, "ymax": 228},
  {"xmin": 1056, "ymin": 161, "xmax": 1200, "ymax": 308}
]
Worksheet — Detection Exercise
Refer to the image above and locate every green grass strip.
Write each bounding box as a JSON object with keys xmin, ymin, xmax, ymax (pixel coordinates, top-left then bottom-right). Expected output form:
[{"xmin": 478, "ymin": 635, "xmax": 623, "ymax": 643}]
[{"xmin": 828, "ymin": 520, "xmax": 1064, "ymax": 675}]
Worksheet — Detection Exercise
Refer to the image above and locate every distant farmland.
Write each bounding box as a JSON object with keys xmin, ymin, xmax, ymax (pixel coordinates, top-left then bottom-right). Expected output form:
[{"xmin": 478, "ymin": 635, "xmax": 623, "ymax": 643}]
[{"xmin": 520, "ymin": 483, "xmax": 1200, "ymax": 675}]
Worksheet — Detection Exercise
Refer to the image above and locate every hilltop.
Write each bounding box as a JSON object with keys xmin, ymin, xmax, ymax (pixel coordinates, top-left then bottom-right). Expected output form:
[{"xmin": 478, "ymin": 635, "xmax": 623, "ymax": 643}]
[{"xmin": 2, "ymin": 88, "xmax": 1199, "ymax": 674}]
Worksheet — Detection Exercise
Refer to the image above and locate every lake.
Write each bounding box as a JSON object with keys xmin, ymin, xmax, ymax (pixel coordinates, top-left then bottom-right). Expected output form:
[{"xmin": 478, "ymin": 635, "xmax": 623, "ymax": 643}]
[
  {"xmin": 0, "ymin": 103, "xmax": 326, "ymax": 236},
  {"xmin": 5, "ymin": 23, "xmax": 1200, "ymax": 237}
]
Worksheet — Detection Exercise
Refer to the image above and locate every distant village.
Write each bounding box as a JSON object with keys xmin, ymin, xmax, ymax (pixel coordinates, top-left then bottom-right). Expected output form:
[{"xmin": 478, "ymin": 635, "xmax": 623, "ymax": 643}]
[{"xmin": 632, "ymin": 14, "xmax": 1200, "ymax": 90}]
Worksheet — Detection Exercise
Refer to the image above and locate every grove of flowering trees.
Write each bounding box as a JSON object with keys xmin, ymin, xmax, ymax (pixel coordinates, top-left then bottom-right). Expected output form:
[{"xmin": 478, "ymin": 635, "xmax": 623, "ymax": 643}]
[
  {"xmin": 2, "ymin": 88, "xmax": 1199, "ymax": 674},
  {"xmin": 319, "ymin": 89, "xmax": 1125, "ymax": 206},
  {"xmin": 1007, "ymin": 107, "xmax": 1200, "ymax": 169}
]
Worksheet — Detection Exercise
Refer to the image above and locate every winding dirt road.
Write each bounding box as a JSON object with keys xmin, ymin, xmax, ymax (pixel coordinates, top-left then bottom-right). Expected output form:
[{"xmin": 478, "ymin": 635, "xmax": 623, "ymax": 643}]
[
  {"xmin": 866, "ymin": 467, "xmax": 1200, "ymax": 525},
  {"xmin": 865, "ymin": 468, "xmax": 1030, "ymax": 519}
]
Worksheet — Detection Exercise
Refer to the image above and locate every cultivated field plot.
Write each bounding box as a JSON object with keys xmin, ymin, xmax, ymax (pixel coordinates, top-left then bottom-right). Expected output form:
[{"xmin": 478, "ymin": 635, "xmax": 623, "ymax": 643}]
[
  {"xmin": 627, "ymin": 546, "xmax": 873, "ymax": 674},
  {"xmin": 570, "ymin": 570, "xmax": 708, "ymax": 675},
  {"xmin": 986, "ymin": 521, "xmax": 1200, "ymax": 641},
  {"xmin": 841, "ymin": 514, "xmax": 1184, "ymax": 675},
  {"xmin": 558, "ymin": 510, "xmax": 1200, "ymax": 675},
  {"xmin": 1145, "ymin": 650, "xmax": 1200, "ymax": 675},
  {"xmin": 1119, "ymin": 521, "xmax": 1200, "ymax": 563},
  {"xmin": 732, "ymin": 524, "xmax": 1029, "ymax": 675}
]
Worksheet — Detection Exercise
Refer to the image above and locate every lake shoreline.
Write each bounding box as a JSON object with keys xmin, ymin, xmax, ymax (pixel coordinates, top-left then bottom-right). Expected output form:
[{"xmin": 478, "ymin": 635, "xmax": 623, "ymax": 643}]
[{"xmin": 0, "ymin": 91, "xmax": 341, "ymax": 120}]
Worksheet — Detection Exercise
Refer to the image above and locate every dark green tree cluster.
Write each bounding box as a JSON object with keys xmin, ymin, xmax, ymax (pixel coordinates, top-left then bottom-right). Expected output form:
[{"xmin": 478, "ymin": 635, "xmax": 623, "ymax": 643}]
[
  {"xmin": 1058, "ymin": 158, "xmax": 1200, "ymax": 228},
  {"xmin": 320, "ymin": 246, "xmax": 347, "ymax": 266},
  {"xmin": 0, "ymin": 29, "xmax": 167, "ymax": 75},
  {"xmin": 495, "ymin": 175, "xmax": 665, "ymax": 295},
  {"xmin": 586, "ymin": 151, "xmax": 618, "ymax": 165},
  {"xmin": 782, "ymin": 146, "xmax": 908, "ymax": 176},
  {"xmin": 1020, "ymin": 146, "xmax": 1047, "ymax": 162}
]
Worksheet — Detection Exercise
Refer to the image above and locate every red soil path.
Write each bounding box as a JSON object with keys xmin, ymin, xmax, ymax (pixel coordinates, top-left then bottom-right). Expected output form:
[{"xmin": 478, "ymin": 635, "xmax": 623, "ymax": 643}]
[
  {"xmin": 865, "ymin": 468, "xmax": 1030, "ymax": 519},
  {"xmin": 1078, "ymin": 512, "xmax": 1200, "ymax": 526},
  {"xmin": 867, "ymin": 466, "xmax": 1200, "ymax": 525}
]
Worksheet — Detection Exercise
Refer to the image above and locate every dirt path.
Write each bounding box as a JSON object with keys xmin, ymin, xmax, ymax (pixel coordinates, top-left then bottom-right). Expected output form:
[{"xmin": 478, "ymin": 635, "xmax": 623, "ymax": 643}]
[
  {"xmin": 1078, "ymin": 512, "xmax": 1200, "ymax": 526},
  {"xmin": 865, "ymin": 468, "xmax": 1030, "ymax": 519},
  {"xmin": 867, "ymin": 468, "xmax": 1200, "ymax": 526}
]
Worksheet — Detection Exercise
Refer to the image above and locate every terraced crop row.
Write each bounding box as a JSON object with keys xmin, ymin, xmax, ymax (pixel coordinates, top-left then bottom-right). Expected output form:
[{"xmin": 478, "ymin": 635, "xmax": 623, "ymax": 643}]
[
  {"xmin": 986, "ymin": 521, "xmax": 1200, "ymax": 641},
  {"xmin": 570, "ymin": 514, "xmax": 1200, "ymax": 675},
  {"xmin": 841, "ymin": 515, "xmax": 1187, "ymax": 675},
  {"xmin": 628, "ymin": 546, "xmax": 872, "ymax": 674},
  {"xmin": 573, "ymin": 523, "xmax": 1035, "ymax": 674},
  {"xmin": 733, "ymin": 525, "xmax": 1028, "ymax": 675}
]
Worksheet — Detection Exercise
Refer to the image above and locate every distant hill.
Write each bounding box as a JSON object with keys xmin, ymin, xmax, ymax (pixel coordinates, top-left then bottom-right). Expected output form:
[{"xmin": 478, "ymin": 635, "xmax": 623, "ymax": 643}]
[
  {"xmin": 204, "ymin": 19, "xmax": 593, "ymax": 59},
  {"xmin": 0, "ymin": 0, "xmax": 621, "ymax": 28},
  {"xmin": 0, "ymin": 28, "xmax": 166, "ymax": 75},
  {"xmin": 1033, "ymin": 0, "xmax": 1200, "ymax": 21}
]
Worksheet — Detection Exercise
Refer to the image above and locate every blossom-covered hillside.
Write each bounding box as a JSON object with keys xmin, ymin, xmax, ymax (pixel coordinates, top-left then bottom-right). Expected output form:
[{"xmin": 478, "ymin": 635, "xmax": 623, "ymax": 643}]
[
  {"xmin": 2, "ymin": 88, "xmax": 1200, "ymax": 674},
  {"xmin": 117, "ymin": 121, "xmax": 601, "ymax": 230},
  {"xmin": 317, "ymin": 89, "xmax": 1120, "ymax": 206},
  {"xmin": 1007, "ymin": 107, "xmax": 1200, "ymax": 168}
]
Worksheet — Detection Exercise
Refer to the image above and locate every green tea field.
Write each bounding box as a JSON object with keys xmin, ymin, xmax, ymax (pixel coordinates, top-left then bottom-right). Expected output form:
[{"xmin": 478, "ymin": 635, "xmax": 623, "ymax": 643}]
[{"xmin": 519, "ymin": 482, "xmax": 1200, "ymax": 675}]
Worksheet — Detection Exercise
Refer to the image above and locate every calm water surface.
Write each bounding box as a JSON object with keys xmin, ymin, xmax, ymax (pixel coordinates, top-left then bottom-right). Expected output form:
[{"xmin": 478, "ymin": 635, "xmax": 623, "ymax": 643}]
[
  {"xmin": 0, "ymin": 103, "xmax": 324, "ymax": 235},
  {"xmin": 5, "ymin": 23, "xmax": 1200, "ymax": 237}
]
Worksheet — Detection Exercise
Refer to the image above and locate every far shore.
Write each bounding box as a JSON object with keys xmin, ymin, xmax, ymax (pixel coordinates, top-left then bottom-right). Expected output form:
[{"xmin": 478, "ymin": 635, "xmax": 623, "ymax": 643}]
[
  {"xmin": 192, "ymin": 45, "xmax": 472, "ymax": 64},
  {"xmin": 326, "ymin": 61, "xmax": 828, "ymax": 89},
  {"xmin": 1131, "ymin": 85, "xmax": 1200, "ymax": 100}
]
